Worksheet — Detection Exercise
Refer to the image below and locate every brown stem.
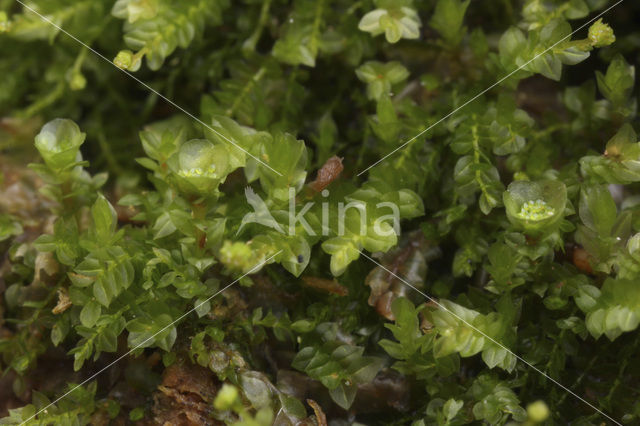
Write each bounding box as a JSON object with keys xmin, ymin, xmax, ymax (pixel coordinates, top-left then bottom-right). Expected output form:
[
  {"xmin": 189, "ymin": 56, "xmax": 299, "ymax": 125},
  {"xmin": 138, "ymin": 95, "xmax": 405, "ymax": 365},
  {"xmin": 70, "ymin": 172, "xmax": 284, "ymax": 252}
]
[{"xmin": 191, "ymin": 201, "xmax": 207, "ymax": 250}]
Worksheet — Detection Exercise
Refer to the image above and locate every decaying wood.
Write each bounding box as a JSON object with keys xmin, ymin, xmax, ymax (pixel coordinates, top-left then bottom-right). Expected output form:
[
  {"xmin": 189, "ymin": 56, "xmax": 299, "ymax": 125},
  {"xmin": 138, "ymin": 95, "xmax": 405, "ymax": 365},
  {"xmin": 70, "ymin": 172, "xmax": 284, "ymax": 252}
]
[{"xmin": 152, "ymin": 362, "xmax": 222, "ymax": 426}]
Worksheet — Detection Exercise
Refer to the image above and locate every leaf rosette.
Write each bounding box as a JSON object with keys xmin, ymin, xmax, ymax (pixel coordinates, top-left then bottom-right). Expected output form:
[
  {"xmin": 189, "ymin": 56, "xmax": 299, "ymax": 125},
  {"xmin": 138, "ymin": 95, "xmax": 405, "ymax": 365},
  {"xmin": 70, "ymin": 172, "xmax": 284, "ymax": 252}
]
[
  {"xmin": 355, "ymin": 61, "xmax": 409, "ymax": 101},
  {"xmin": 168, "ymin": 139, "xmax": 229, "ymax": 196},
  {"xmin": 503, "ymin": 180, "xmax": 567, "ymax": 234},
  {"xmin": 588, "ymin": 18, "xmax": 616, "ymax": 48},
  {"xmin": 358, "ymin": 0, "xmax": 421, "ymax": 43},
  {"xmin": 34, "ymin": 119, "xmax": 86, "ymax": 170}
]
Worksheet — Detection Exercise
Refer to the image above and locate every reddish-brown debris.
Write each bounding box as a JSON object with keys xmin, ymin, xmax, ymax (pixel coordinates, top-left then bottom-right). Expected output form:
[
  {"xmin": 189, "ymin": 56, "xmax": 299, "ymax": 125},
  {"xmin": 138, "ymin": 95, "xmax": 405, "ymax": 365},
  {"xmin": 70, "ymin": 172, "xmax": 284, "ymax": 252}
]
[{"xmin": 309, "ymin": 156, "xmax": 344, "ymax": 193}]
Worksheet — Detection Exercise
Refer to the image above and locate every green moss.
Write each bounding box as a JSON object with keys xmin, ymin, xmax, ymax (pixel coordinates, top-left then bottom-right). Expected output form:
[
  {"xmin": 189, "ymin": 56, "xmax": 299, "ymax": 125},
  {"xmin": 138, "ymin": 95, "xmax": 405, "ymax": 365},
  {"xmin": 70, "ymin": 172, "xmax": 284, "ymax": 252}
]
[{"xmin": 1, "ymin": 0, "xmax": 640, "ymax": 424}]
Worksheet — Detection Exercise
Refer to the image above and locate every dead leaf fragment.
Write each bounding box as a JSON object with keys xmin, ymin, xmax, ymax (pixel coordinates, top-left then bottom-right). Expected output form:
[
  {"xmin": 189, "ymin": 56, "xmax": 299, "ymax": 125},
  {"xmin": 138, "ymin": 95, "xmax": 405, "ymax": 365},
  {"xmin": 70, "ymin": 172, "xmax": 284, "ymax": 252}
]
[
  {"xmin": 365, "ymin": 232, "xmax": 439, "ymax": 320},
  {"xmin": 309, "ymin": 156, "xmax": 343, "ymax": 192},
  {"xmin": 52, "ymin": 288, "xmax": 72, "ymax": 314},
  {"xmin": 33, "ymin": 251, "xmax": 59, "ymax": 285},
  {"xmin": 572, "ymin": 246, "xmax": 593, "ymax": 274}
]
